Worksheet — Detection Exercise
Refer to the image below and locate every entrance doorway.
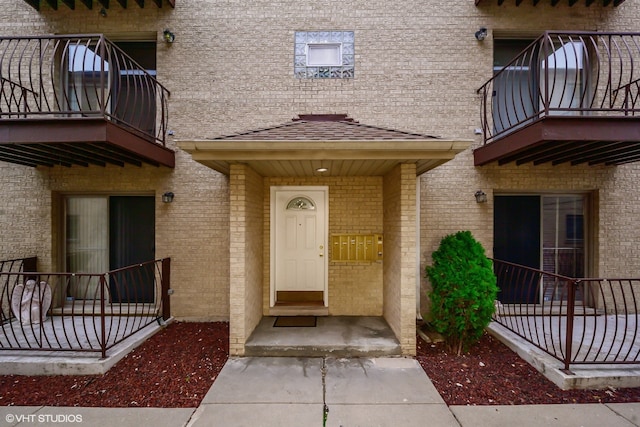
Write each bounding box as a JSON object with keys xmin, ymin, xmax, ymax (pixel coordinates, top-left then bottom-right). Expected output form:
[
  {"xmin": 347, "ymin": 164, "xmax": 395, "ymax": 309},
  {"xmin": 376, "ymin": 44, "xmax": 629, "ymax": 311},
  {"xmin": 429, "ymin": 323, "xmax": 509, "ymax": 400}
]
[{"xmin": 270, "ymin": 186, "xmax": 328, "ymax": 308}]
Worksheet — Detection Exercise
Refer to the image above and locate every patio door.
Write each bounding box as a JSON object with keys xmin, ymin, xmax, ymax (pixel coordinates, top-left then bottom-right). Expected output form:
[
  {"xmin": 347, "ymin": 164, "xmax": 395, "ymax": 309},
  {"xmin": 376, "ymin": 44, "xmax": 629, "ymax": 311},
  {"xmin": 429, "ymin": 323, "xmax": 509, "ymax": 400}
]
[
  {"xmin": 271, "ymin": 186, "xmax": 328, "ymax": 306},
  {"xmin": 65, "ymin": 195, "xmax": 155, "ymax": 302},
  {"xmin": 109, "ymin": 196, "xmax": 155, "ymax": 303},
  {"xmin": 494, "ymin": 196, "xmax": 540, "ymax": 303},
  {"xmin": 494, "ymin": 194, "xmax": 587, "ymax": 304}
]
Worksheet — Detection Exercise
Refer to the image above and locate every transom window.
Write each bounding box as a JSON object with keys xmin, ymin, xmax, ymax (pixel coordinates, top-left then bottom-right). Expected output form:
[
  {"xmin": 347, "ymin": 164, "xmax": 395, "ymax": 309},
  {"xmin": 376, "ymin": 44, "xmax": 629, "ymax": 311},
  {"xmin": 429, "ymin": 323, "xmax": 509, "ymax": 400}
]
[
  {"xmin": 286, "ymin": 196, "xmax": 316, "ymax": 210},
  {"xmin": 295, "ymin": 31, "xmax": 354, "ymax": 79}
]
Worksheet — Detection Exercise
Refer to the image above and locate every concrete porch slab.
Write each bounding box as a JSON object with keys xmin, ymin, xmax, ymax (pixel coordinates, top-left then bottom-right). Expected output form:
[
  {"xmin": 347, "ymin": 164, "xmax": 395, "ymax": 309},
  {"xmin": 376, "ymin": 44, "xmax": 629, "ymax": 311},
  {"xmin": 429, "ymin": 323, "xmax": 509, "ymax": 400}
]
[
  {"xmin": 488, "ymin": 322, "xmax": 640, "ymax": 390},
  {"xmin": 244, "ymin": 316, "xmax": 401, "ymax": 357},
  {"xmin": 0, "ymin": 319, "xmax": 171, "ymax": 376}
]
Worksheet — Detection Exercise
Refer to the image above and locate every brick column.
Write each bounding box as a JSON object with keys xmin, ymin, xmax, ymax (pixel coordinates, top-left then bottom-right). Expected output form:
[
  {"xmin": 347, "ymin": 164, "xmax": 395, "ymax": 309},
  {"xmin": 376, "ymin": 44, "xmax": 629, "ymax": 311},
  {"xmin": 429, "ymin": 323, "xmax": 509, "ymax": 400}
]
[
  {"xmin": 383, "ymin": 163, "xmax": 417, "ymax": 355},
  {"xmin": 229, "ymin": 164, "xmax": 264, "ymax": 356}
]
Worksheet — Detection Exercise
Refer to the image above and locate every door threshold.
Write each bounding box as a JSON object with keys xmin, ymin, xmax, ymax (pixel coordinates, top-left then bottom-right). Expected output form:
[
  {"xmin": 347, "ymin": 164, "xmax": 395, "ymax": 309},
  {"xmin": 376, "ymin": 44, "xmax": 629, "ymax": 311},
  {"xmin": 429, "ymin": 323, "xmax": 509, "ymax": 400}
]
[{"xmin": 269, "ymin": 306, "xmax": 329, "ymax": 316}]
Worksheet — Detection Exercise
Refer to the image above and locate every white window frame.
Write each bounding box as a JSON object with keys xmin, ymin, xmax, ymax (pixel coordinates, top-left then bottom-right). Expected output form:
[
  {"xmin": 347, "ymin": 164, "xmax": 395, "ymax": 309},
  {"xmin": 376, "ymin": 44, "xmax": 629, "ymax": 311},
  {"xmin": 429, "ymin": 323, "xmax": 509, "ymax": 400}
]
[{"xmin": 306, "ymin": 43, "xmax": 342, "ymax": 67}]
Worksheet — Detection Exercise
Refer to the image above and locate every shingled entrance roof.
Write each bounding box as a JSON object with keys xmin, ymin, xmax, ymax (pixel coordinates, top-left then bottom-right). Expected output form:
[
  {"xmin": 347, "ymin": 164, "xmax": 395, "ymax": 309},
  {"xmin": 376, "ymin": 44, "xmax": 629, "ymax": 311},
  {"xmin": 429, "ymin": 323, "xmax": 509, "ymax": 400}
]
[{"xmin": 178, "ymin": 115, "xmax": 471, "ymax": 176}]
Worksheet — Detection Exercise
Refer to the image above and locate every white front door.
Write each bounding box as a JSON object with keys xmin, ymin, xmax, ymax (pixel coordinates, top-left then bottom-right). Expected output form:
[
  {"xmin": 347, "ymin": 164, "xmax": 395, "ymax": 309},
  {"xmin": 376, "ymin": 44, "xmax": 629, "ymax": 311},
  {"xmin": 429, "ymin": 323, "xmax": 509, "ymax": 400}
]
[{"xmin": 270, "ymin": 186, "xmax": 328, "ymax": 306}]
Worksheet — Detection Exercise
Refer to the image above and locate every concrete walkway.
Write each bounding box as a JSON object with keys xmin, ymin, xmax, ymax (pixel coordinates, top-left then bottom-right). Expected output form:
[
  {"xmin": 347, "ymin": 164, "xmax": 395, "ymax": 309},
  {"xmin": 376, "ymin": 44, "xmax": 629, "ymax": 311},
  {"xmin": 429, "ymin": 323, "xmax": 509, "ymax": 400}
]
[{"xmin": 2, "ymin": 357, "xmax": 640, "ymax": 426}]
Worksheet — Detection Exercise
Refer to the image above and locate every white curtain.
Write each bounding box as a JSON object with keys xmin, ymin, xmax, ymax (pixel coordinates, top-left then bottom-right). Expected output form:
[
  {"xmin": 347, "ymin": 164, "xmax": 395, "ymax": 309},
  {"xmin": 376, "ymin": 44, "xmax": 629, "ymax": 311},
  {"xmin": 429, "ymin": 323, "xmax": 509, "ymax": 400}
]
[{"xmin": 66, "ymin": 196, "xmax": 108, "ymax": 299}]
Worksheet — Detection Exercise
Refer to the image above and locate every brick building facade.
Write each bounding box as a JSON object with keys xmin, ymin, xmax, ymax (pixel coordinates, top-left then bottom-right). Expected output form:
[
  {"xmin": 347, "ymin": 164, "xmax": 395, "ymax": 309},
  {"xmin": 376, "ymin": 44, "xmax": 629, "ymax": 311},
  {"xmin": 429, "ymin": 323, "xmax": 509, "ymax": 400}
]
[{"xmin": 1, "ymin": 0, "xmax": 639, "ymax": 356}]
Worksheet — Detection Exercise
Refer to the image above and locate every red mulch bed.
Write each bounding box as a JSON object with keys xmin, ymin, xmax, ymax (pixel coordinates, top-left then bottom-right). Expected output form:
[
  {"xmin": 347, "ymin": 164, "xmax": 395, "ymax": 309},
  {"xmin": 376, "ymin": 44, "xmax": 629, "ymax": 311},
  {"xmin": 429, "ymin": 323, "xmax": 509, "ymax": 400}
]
[
  {"xmin": 416, "ymin": 331, "xmax": 640, "ymax": 406},
  {"xmin": 0, "ymin": 322, "xmax": 229, "ymax": 408},
  {"xmin": 2, "ymin": 321, "xmax": 640, "ymax": 407}
]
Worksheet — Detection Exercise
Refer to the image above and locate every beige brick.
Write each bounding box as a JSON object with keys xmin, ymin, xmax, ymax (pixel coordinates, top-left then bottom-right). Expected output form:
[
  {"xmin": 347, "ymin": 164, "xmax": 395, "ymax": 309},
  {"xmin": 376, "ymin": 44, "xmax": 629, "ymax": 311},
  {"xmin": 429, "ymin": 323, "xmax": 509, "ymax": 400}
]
[{"xmin": 1, "ymin": 0, "xmax": 639, "ymax": 356}]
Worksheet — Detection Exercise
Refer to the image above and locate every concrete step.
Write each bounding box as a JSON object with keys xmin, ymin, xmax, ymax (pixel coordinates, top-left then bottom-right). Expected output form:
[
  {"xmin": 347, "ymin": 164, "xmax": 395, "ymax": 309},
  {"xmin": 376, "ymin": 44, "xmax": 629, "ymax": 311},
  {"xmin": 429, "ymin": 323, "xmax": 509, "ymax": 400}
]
[{"xmin": 244, "ymin": 316, "xmax": 402, "ymax": 357}]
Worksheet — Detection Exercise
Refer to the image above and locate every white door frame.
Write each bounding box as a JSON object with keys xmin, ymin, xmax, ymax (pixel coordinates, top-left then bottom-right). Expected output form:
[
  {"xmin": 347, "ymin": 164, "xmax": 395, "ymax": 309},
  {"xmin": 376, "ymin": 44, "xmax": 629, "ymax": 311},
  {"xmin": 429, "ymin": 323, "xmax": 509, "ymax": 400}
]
[{"xmin": 270, "ymin": 185, "xmax": 329, "ymax": 307}]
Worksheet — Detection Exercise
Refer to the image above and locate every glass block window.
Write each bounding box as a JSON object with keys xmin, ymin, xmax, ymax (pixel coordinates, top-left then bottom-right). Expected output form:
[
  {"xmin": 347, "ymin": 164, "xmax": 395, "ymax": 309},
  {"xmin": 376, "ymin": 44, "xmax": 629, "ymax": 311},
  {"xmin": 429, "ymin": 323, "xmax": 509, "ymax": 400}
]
[{"xmin": 295, "ymin": 31, "xmax": 354, "ymax": 79}]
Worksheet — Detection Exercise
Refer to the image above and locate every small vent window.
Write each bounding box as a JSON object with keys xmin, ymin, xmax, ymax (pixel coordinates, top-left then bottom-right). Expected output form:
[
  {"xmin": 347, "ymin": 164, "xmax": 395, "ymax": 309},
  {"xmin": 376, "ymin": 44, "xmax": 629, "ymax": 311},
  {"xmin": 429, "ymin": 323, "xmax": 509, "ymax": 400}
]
[{"xmin": 307, "ymin": 44, "xmax": 342, "ymax": 66}]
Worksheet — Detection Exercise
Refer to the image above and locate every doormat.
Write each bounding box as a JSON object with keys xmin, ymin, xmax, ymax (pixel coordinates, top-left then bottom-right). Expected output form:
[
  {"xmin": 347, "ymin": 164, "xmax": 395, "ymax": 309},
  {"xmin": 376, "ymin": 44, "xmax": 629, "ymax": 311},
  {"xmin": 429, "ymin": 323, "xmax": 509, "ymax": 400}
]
[{"xmin": 273, "ymin": 316, "xmax": 317, "ymax": 327}]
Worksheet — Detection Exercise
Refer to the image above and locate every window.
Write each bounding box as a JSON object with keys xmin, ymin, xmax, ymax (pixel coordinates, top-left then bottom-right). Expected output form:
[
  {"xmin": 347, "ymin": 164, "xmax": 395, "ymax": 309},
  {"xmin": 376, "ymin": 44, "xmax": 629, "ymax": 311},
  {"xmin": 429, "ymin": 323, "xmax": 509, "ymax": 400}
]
[
  {"xmin": 492, "ymin": 37, "xmax": 586, "ymax": 136},
  {"xmin": 286, "ymin": 196, "xmax": 316, "ymax": 210},
  {"xmin": 65, "ymin": 39, "xmax": 157, "ymax": 135},
  {"xmin": 306, "ymin": 44, "xmax": 341, "ymax": 66},
  {"xmin": 492, "ymin": 39, "xmax": 536, "ymax": 136},
  {"xmin": 295, "ymin": 31, "xmax": 354, "ymax": 79},
  {"xmin": 64, "ymin": 195, "xmax": 155, "ymax": 302},
  {"xmin": 494, "ymin": 194, "xmax": 588, "ymax": 303}
]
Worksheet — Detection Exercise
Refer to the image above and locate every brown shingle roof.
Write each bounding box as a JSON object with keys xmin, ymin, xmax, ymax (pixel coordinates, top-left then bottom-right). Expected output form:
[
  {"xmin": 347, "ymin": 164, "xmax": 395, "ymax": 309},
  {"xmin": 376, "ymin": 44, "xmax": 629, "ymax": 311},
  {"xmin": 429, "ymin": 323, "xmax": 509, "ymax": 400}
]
[{"xmin": 210, "ymin": 115, "xmax": 440, "ymax": 141}]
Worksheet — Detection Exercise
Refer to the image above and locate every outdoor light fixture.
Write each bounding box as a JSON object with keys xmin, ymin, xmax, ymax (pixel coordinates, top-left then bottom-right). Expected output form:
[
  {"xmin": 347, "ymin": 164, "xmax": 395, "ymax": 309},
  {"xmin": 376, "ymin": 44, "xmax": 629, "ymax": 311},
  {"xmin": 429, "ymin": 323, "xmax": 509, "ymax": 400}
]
[
  {"xmin": 316, "ymin": 167, "xmax": 328, "ymax": 173},
  {"xmin": 162, "ymin": 192, "xmax": 175, "ymax": 203},
  {"xmin": 475, "ymin": 27, "xmax": 488, "ymax": 41},
  {"xmin": 475, "ymin": 190, "xmax": 487, "ymax": 204},
  {"xmin": 163, "ymin": 29, "xmax": 176, "ymax": 44},
  {"xmin": 99, "ymin": 7, "xmax": 107, "ymax": 17}
]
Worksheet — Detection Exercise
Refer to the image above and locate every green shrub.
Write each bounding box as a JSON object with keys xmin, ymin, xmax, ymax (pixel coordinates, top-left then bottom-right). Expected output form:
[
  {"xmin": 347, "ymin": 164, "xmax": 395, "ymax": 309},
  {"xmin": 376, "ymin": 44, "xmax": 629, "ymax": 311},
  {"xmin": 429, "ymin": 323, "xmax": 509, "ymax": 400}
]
[{"xmin": 425, "ymin": 230, "xmax": 498, "ymax": 355}]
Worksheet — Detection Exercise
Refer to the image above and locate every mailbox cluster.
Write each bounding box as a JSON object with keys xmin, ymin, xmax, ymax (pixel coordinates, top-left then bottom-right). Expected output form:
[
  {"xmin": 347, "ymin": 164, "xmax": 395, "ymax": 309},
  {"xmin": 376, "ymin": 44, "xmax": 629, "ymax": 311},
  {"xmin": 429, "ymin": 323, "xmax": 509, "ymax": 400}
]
[{"xmin": 331, "ymin": 234, "xmax": 383, "ymax": 262}]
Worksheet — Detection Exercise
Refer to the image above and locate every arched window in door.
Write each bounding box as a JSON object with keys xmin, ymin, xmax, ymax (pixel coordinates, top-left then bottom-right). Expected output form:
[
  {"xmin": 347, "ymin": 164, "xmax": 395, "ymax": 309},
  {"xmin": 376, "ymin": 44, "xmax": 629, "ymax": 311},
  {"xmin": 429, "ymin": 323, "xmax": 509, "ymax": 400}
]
[{"xmin": 286, "ymin": 196, "xmax": 316, "ymax": 210}]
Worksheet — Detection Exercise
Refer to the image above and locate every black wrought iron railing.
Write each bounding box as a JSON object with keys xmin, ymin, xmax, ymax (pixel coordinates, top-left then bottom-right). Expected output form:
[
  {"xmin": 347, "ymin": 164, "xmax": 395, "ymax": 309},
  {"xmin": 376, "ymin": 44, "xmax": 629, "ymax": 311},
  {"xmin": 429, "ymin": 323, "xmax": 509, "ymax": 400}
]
[
  {"xmin": 0, "ymin": 256, "xmax": 37, "ymax": 273},
  {"xmin": 0, "ymin": 35, "xmax": 170, "ymax": 146},
  {"xmin": 0, "ymin": 258, "xmax": 171, "ymax": 358},
  {"xmin": 478, "ymin": 31, "xmax": 640, "ymax": 144},
  {"xmin": 492, "ymin": 258, "xmax": 640, "ymax": 371}
]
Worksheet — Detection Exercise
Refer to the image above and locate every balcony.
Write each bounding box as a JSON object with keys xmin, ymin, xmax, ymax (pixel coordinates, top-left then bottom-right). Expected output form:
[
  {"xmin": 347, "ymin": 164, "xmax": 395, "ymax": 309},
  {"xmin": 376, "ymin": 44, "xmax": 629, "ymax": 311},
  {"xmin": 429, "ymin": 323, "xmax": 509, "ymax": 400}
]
[
  {"xmin": 475, "ymin": 0, "xmax": 625, "ymax": 6},
  {"xmin": 475, "ymin": 31, "xmax": 640, "ymax": 167},
  {"xmin": 1, "ymin": 256, "xmax": 171, "ymax": 360},
  {"xmin": 0, "ymin": 35, "xmax": 174, "ymax": 168},
  {"xmin": 22, "ymin": 0, "xmax": 175, "ymax": 11},
  {"xmin": 491, "ymin": 259, "xmax": 640, "ymax": 373}
]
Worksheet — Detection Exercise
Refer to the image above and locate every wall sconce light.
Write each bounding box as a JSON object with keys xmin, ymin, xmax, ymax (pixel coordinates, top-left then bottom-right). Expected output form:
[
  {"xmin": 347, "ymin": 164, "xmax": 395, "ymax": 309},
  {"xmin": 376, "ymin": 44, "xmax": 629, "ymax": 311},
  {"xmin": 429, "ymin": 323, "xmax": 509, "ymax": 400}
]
[
  {"xmin": 162, "ymin": 192, "xmax": 175, "ymax": 203},
  {"xmin": 475, "ymin": 190, "xmax": 488, "ymax": 204},
  {"xmin": 99, "ymin": 7, "xmax": 107, "ymax": 17},
  {"xmin": 475, "ymin": 27, "xmax": 488, "ymax": 41},
  {"xmin": 163, "ymin": 29, "xmax": 176, "ymax": 44}
]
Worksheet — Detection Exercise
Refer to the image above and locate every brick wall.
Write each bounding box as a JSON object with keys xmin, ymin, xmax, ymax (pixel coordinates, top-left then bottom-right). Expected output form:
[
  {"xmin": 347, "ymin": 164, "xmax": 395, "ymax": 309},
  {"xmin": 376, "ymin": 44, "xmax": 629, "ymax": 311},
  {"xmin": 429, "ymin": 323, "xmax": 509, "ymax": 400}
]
[
  {"xmin": 1, "ymin": 0, "xmax": 640, "ymax": 326},
  {"xmin": 0, "ymin": 163, "xmax": 50, "ymax": 268}
]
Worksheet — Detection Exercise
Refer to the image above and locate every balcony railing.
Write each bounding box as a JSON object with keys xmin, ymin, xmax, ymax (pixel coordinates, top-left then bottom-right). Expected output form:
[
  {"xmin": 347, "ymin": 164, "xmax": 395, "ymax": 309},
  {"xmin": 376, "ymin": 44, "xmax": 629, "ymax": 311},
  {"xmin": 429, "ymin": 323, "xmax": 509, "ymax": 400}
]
[
  {"xmin": 492, "ymin": 258, "xmax": 640, "ymax": 372},
  {"xmin": 0, "ymin": 256, "xmax": 37, "ymax": 274},
  {"xmin": 0, "ymin": 35, "xmax": 174, "ymax": 167},
  {"xmin": 0, "ymin": 257, "xmax": 171, "ymax": 358},
  {"xmin": 476, "ymin": 32, "xmax": 640, "ymax": 166}
]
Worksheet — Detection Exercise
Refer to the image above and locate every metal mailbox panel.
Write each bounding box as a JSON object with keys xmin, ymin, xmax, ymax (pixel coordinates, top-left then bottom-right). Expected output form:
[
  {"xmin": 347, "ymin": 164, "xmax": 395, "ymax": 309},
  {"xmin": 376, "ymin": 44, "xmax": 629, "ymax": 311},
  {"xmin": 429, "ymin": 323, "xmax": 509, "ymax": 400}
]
[{"xmin": 331, "ymin": 234, "xmax": 382, "ymax": 262}]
